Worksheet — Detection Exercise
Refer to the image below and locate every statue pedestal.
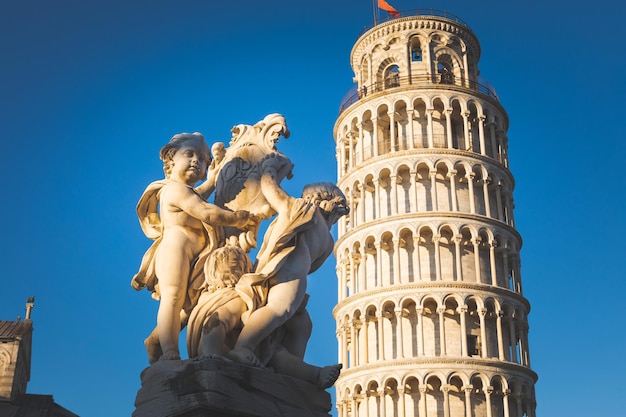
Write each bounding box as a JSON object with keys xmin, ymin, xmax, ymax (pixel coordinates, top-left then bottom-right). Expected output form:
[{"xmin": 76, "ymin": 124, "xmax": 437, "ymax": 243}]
[{"xmin": 133, "ymin": 357, "xmax": 332, "ymax": 417}]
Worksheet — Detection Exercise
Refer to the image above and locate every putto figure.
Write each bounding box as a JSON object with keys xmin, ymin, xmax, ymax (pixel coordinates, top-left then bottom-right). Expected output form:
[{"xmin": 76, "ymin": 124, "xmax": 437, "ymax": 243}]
[
  {"xmin": 229, "ymin": 153, "xmax": 349, "ymax": 369},
  {"xmin": 132, "ymin": 132, "xmax": 258, "ymax": 362}
]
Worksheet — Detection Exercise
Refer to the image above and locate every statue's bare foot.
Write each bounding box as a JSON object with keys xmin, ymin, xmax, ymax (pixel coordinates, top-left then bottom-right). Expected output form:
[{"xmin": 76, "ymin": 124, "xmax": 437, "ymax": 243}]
[
  {"xmin": 318, "ymin": 364, "xmax": 342, "ymax": 389},
  {"xmin": 228, "ymin": 346, "xmax": 263, "ymax": 367},
  {"xmin": 144, "ymin": 337, "xmax": 162, "ymax": 365},
  {"xmin": 159, "ymin": 349, "xmax": 181, "ymax": 361}
]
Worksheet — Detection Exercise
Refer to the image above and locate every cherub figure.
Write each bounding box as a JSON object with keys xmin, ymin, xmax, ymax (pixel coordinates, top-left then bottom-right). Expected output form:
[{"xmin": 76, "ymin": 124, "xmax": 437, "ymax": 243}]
[
  {"xmin": 187, "ymin": 245, "xmax": 341, "ymax": 388},
  {"xmin": 229, "ymin": 153, "xmax": 349, "ymax": 370},
  {"xmin": 186, "ymin": 245, "xmax": 252, "ymax": 359},
  {"xmin": 210, "ymin": 141, "xmax": 226, "ymax": 169},
  {"xmin": 132, "ymin": 132, "xmax": 258, "ymax": 361}
]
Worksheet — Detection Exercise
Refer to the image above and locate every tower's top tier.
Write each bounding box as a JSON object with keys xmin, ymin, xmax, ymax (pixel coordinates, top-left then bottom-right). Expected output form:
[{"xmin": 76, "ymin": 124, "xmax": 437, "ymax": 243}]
[{"xmin": 348, "ymin": 9, "xmax": 485, "ymax": 100}]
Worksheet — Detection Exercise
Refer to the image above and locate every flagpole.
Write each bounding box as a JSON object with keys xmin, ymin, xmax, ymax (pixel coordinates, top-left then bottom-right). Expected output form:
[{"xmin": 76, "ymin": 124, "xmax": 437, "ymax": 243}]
[{"xmin": 373, "ymin": 0, "xmax": 377, "ymax": 25}]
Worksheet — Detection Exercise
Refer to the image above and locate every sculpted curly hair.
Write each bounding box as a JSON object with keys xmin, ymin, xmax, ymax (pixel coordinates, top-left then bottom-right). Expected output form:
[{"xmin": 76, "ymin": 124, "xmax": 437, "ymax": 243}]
[
  {"xmin": 203, "ymin": 245, "xmax": 252, "ymax": 292},
  {"xmin": 159, "ymin": 132, "xmax": 211, "ymax": 179},
  {"xmin": 301, "ymin": 182, "xmax": 349, "ymax": 217}
]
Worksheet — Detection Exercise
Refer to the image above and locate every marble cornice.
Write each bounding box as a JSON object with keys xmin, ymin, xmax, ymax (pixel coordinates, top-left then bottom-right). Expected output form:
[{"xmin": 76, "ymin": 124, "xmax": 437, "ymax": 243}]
[
  {"xmin": 337, "ymin": 148, "xmax": 514, "ymax": 186},
  {"xmin": 332, "ymin": 281, "xmax": 531, "ymax": 314},
  {"xmin": 337, "ymin": 356, "xmax": 538, "ymax": 382},
  {"xmin": 334, "ymin": 212, "xmax": 522, "ymax": 249}
]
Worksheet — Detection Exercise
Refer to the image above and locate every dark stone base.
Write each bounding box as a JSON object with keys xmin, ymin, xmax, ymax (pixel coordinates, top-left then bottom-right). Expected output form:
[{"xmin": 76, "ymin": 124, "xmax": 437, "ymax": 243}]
[{"xmin": 133, "ymin": 357, "xmax": 332, "ymax": 417}]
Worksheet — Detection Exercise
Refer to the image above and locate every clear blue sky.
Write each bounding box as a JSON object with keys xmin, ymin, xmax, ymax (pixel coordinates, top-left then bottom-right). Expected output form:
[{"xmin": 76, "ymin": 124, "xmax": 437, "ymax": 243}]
[{"xmin": 1, "ymin": 1, "xmax": 624, "ymax": 416}]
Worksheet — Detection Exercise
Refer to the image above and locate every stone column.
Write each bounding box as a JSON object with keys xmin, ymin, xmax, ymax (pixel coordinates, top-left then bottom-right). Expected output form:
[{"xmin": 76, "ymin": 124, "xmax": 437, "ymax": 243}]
[
  {"xmin": 414, "ymin": 236, "xmax": 422, "ymax": 281},
  {"xmin": 496, "ymin": 181, "xmax": 504, "ymax": 221},
  {"xmin": 496, "ymin": 310, "xmax": 505, "ymax": 360},
  {"xmin": 509, "ymin": 316, "xmax": 518, "ymax": 363},
  {"xmin": 478, "ymin": 115, "xmax": 486, "ymax": 155},
  {"xmin": 489, "ymin": 240, "xmax": 498, "ymax": 286},
  {"xmin": 342, "ymin": 138, "xmax": 348, "ymax": 176},
  {"xmin": 375, "ymin": 243, "xmax": 383, "ymax": 288},
  {"xmin": 408, "ymin": 107, "xmax": 415, "ymax": 149},
  {"xmin": 390, "ymin": 174, "xmax": 398, "ymax": 215},
  {"xmin": 358, "ymin": 124, "xmax": 365, "ymax": 164},
  {"xmin": 419, "ymin": 386, "xmax": 428, "ymax": 417},
  {"xmin": 472, "ymin": 237, "xmax": 482, "ymax": 283},
  {"xmin": 390, "ymin": 113, "xmax": 397, "ymax": 152},
  {"xmin": 417, "ymin": 308, "xmax": 425, "ymax": 356},
  {"xmin": 426, "ymin": 108, "xmax": 434, "ymax": 148},
  {"xmin": 341, "ymin": 325, "xmax": 349, "ymax": 366},
  {"xmin": 391, "ymin": 309, "xmax": 403, "ymax": 360},
  {"xmin": 372, "ymin": 118, "xmax": 379, "ymax": 157},
  {"xmin": 336, "ymin": 151, "xmax": 344, "ymax": 191},
  {"xmin": 377, "ymin": 312, "xmax": 385, "ymax": 361},
  {"xmin": 378, "ymin": 389, "xmax": 386, "ymax": 417},
  {"xmin": 445, "ymin": 108, "xmax": 453, "ymax": 148},
  {"xmin": 358, "ymin": 183, "xmax": 366, "ymax": 225},
  {"xmin": 459, "ymin": 305, "xmax": 468, "ymax": 356},
  {"xmin": 350, "ymin": 320, "xmax": 358, "ymax": 368},
  {"xmin": 430, "ymin": 169, "xmax": 438, "ymax": 211},
  {"xmin": 373, "ymin": 179, "xmax": 381, "ymax": 220},
  {"xmin": 503, "ymin": 389, "xmax": 511, "ymax": 417},
  {"xmin": 485, "ymin": 387, "xmax": 494, "ymax": 417},
  {"xmin": 463, "ymin": 386, "xmax": 473, "ymax": 417},
  {"xmin": 358, "ymin": 247, "xmax": 367, "ymax": 292},
  {"xmin": 397, "ymin": 387, "xmax": 406, "ymax": 417},
  {"xmin": 478, "ymin": 308, "xmax": 488, "ymax": 358},
  {"xmin": 433, "ymin": 234, "xmax": 442, "ymax": 281},
  {"xmin": 411, "ymin": 170, "xmax": 418, "ymax": 212},
  {"xmin": 393, "ymin": 238, "xmax": 402, "ymax": 284},
  {"xmin": 363, "ymin": 316, "xmax": 370, "ymax": 364},
  {"xmin": 448, "ymin": 169, "xmax": 458, "ymax": 211},
  {"xmin": 466, "ymin": 172, "xmax": 476, "ymax": 214},
  {"xmin": 442, "ymin": 385, "xmax": 451, "ymax": 417},
  {"xmin": 454, "ymin": 235, "xmax": 463, "ymax": 281},
  {"xmin": 483, "ymin": 177, "xmax": 491, "ymax": 217},
  {"xmin": 462, "ymin": 110, "xmax": 470, "ymax": 150},
  {"xmin": 438, "ymin": 307, "xmax": 447, "ymax": 356}
]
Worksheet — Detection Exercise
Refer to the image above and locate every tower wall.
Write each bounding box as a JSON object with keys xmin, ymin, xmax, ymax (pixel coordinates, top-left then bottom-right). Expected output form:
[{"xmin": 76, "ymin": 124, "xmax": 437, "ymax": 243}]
[{"xmin": 333, "ymin": 11, "xmax": 537, "ymax": 417}]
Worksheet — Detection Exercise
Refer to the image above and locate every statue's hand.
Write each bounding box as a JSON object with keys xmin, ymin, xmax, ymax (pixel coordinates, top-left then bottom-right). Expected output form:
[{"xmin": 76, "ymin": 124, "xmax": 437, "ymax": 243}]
[
  {"xmin": 260, "ymin": 153, "xmax": 293, "ymax": 180},
  {"xmin": 232, "ymin": 210, "xmax": 260, "ymax": 231}
]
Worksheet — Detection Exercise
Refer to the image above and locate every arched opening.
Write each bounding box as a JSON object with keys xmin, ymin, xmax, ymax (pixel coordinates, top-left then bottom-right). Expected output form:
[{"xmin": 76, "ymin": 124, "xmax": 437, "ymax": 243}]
[{"xmin": 385, "ymin": 64, "xmax": 400, "ymax": 88}]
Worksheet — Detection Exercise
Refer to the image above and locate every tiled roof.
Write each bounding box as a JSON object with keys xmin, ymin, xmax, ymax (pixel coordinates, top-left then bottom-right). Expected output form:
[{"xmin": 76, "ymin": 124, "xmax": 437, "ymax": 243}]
[
  {"xmin": 0, "ymin": 394, "xmax": 79, "ymax": 417},
  {"xmin": 0, "ymin": 320, "xmax": 32, "ymax": 341}
]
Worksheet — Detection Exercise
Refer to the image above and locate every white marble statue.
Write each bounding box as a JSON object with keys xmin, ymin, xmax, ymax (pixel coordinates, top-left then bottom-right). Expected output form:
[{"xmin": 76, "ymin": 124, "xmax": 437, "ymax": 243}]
[
  {"xmin": 132, "ymin": 132, "xmax": 258, "ymax": 362},
  {"xmin": 133, "ymin": 115, "xmax": 345, "ymax": 390}
]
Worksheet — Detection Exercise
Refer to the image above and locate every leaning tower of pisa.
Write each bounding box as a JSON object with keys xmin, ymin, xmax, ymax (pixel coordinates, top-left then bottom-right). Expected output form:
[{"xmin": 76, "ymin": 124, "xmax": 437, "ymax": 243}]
[{"xmin": 332, "ymin": 9, "xmax": 538, "ymax": 417}]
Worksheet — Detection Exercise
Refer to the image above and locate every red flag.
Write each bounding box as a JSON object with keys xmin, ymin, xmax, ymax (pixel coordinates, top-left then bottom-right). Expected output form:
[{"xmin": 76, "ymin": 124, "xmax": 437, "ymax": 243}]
[{"xmin": 378, "ymin": 0, "xmax": 400, "ymax": 18}]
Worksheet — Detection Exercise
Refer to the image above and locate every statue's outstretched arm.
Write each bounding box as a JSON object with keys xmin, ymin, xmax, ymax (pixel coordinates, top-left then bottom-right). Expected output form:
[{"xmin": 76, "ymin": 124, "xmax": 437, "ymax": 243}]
[
  {"xmin": 260, "ymin": 167, "xmax": 291, "ymax": 214},
  {"xmin": 194, "ymin": 167, "xmax": 218, "ymax": 200}
]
